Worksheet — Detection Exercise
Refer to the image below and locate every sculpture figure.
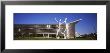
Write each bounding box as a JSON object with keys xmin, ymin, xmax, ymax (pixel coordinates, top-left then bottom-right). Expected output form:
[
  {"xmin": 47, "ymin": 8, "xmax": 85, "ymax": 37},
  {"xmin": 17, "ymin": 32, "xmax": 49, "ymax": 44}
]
[{"xmin": 55, "ymin": 17, "xmax": 82, "ymax": 39}]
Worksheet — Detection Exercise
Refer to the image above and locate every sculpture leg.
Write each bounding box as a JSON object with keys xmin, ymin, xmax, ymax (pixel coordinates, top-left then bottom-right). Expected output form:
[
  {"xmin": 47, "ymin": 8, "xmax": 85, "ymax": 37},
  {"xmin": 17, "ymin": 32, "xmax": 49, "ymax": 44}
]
[
  {"xmin": 56, "ymin": 29, "xmax": 60, "ymax": 39},
  {"xmin": 64, "ymin": 34, "xmax": 67, "ymax": 39}
]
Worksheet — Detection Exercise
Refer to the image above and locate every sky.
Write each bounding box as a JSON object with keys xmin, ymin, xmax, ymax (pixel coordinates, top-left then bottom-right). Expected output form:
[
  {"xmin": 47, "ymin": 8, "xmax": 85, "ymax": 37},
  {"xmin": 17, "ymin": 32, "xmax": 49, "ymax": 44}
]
[{"xmin": 14, "ymin": 13, "xmax": 97, "ymax": 35}]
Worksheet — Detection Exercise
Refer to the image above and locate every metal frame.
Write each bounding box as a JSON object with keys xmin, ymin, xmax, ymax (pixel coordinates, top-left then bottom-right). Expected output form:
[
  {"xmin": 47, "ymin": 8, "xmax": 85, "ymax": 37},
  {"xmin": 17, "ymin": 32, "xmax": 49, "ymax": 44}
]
[{"xmin": 1, "ymin": 1, "xmax": 110, "ymax": 53}]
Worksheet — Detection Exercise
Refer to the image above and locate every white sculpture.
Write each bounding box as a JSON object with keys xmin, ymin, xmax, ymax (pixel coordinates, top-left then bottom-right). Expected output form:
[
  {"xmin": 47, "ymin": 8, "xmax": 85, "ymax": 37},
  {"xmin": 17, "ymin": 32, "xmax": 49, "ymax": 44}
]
[
  {"xmin": 55, "ymin": 17, "xmax": 82, "ymax": 39},
  {"xmin": 75, "ymin": 32, "xmax": 81, "ymax": 37},
  {"xmin": 55, "ymin": 18, "xmax": 67, "ymax": 39}
]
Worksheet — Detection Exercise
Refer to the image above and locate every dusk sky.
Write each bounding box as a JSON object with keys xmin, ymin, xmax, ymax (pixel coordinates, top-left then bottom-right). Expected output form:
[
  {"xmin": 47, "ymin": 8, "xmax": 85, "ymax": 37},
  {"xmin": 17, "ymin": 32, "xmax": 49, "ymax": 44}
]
[{"xmin": 14, "ymin": 13, "xmax": 97, "ymax": 35}]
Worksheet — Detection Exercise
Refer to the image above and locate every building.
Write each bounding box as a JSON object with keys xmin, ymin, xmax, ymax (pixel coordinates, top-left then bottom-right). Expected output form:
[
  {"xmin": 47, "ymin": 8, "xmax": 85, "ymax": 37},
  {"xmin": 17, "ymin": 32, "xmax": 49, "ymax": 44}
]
[{"xmin": 14, "ymin": 19, "xmax": 82, "ymax": 39}]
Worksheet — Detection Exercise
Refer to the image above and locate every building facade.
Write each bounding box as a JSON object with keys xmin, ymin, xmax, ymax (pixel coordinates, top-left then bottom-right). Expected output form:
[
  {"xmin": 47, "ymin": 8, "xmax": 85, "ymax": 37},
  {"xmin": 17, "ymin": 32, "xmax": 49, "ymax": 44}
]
[{"xmin": 14, "ymin": 19, "xmax": 82, "ymax": 39}]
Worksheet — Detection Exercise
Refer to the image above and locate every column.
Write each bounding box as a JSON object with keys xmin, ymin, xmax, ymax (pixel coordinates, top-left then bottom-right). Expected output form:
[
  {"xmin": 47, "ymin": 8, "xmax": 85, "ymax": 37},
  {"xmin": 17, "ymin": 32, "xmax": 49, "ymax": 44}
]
[
  {"xmin": 43, "ymin": 33, "xmax": 45, "ymax": 38},
  {"xmin": 48, "ymin": 33, "xmax": 49, "ymax": 38}
]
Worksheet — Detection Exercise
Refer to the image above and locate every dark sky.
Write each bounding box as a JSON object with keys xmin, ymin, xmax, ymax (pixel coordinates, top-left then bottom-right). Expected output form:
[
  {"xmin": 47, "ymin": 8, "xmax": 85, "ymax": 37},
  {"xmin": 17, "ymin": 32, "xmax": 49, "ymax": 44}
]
[{"xmin": 14, "ymin": 13, "xmax": 97, "ymax": 35}]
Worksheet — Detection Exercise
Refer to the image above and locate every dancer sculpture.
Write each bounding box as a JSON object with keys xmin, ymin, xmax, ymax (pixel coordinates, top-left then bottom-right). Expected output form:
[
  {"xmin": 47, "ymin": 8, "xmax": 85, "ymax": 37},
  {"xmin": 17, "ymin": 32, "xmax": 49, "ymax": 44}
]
[
  {"xmin": 55, "ymin": 18, "xmax": 67, "ymax": 39},
  {"xmin": 55, "ymin": 17, "xmax": 82, "ymax": 39}
]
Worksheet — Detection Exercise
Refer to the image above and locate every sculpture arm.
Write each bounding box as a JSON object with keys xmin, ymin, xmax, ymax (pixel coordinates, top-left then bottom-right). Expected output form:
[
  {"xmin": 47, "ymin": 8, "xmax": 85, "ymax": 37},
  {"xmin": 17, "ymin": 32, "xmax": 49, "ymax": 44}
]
[{"xmin": 55, "ymin": 18, "xmax": 58, "ymax": 22}]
